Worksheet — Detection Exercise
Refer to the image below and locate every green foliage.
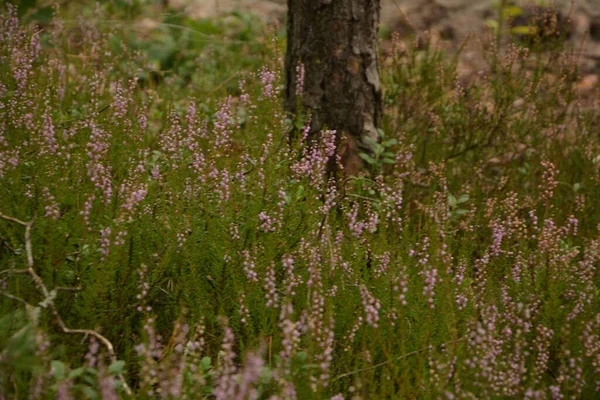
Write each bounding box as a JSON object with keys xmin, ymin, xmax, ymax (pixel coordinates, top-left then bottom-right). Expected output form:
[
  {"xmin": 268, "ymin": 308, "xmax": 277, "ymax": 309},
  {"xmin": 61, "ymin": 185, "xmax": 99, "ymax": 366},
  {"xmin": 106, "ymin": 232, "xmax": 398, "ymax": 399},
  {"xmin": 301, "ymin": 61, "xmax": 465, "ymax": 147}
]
[
  {"xmin": 359, "ymin": 129, "xmax": 397, "ymax": 171},
  {"xmin": 0, "ymin": 1, "xmax": 599, "ymax": 399}
]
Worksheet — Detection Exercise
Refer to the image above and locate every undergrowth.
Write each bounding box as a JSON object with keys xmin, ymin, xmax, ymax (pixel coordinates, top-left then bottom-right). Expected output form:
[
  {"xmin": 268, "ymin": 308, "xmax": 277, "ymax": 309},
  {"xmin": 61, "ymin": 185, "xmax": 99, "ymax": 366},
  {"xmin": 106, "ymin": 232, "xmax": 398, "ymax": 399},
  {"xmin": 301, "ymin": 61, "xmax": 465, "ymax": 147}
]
[{"xmin": 0, "ymin": 2, "xmax": 599, "ymax": 399}]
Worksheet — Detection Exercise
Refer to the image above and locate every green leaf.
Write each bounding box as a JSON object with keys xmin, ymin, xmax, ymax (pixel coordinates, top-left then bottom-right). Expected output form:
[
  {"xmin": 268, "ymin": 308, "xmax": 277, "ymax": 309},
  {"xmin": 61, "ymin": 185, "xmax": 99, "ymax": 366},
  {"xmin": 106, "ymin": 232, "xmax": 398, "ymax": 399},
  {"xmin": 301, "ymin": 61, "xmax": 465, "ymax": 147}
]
[
  {"xmin": 359, "ymin": 153, "xmax": 377, "ymax": 165},
  {"xmin": 51, "ymin": 360, "xmax": 66, "ymax": 381},
  {"xmin": 511, "ymin": 25, "xmax": 538, "ymax": 35},
  {"xmin": 83, "ymin": 373, "xmax": 97, "ymax": 386},
  {"xmin": 201, "ymin": 356, "xmax": 212, "ymax": 371},
  {"xmin": 108, "ymin": 360, "xmax": 126, "ymax": 375},
  {"xmin": 381, "ymin": 158, "xmax": 396, "ymax": 164},
  {"xmin": 448, "ymin": 194, "xmax": 457, "ymax": 208},
  {"xmin": 382, "ymin": 139, "xmax": 397, "ymax": 147},
  {"xmin": 457, "ymin": 194, "xmax": 469, "ymax": 204},
  {"xmin": 295, "ymin": 351, "xmax": 307, "ymax": 363},
  {"xmin": 68, "ymin": 367, "xmax": 85, "ymax": 379},
  {"xmin": 504, "ymin": 5, "xmax": 523, "ymax": 18},
  {"xmin": 296, "ymin": 185, "xmax": 305, "ymax": 200},
  {"xmin": 363, "ymin": 136, "xmax": 379, "ymax": 149},
  {"xmin": 260, "ymin": 367, "xmax": 273, "ymax": 384},
  {"xmin": 77, "ymin": 385, "xmax": 99, "ymax": 400},
  {"xmin": 485, "ymin": 19, "xmax": 499, "ymax": 31}
]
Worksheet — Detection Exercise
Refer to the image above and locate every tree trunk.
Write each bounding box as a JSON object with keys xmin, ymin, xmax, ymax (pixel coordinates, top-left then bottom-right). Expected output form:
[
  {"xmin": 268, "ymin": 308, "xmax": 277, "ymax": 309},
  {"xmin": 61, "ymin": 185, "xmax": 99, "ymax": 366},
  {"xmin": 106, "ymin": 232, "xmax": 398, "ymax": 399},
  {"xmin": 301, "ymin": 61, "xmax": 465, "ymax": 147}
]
[{"xmin": 285, "ymin": 0, "xmax": 382, "ymax": 176}]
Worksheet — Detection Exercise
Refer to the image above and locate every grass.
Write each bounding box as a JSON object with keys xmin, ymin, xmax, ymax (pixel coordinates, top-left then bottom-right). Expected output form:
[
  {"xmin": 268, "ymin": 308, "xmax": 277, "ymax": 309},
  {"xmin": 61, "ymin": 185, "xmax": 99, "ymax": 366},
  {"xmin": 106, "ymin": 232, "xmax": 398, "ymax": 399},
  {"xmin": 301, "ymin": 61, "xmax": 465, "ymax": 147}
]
[{"xmin": 0, "ymin": 1, "xmax": 599, "ymax": 399}]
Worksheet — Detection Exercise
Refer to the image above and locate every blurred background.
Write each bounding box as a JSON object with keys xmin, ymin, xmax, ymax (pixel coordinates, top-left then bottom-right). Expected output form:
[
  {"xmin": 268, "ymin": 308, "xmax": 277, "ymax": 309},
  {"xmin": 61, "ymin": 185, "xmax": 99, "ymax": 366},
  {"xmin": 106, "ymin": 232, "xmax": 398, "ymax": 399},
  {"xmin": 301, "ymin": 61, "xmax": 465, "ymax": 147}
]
[
  {"xmin": 13, "ymin": 0, "xmax": 600, "ymax": 92},
  {"xmin": 174, "ymin": 0, "xmax": 600, "ymax": 75}
]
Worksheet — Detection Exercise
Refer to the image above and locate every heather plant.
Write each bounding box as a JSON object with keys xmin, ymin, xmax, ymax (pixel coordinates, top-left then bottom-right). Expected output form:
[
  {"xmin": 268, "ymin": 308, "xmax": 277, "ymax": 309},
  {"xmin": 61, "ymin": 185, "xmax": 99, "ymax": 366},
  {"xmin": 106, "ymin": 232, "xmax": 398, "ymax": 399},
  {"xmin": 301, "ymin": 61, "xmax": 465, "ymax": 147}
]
[{"xmin": 1, "ymin": 2, "xmax": 599, "ymax": 399}]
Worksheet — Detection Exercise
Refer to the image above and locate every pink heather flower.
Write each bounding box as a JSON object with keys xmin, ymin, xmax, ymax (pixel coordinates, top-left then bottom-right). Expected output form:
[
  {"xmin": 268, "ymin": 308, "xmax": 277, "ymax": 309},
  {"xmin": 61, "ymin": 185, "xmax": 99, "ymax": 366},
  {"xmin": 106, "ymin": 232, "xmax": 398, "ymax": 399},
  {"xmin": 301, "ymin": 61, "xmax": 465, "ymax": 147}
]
[
  {"xmin": 218, "ymin": 169, "xmax": 231, "ymax": 202},
  {"xmin": 230, "ymin": 223, "xmax": 241, "ymax": 241},
  {"xmin": 135, "ymin": 316, "xmax": 163, "ymax": 396},
  {"xmin": 282, "ymin": 254, "xmax": 299, "ymax": 297},
  {"xmin": 258, "ymin": 66, "xmax": 276, "ymax": 98},
  {"xmin": 111, "ymin": 81, "xmax": 129, "ymax": 120},
  {"xmin": 490, "ymin": 221, "xmax": 505, "ymax": 257},
  {"xmin": 9, "ymin": 26, "xmax": 39, "ymax": 93},
  {"xmin": 373, "ymin": 251, "xmax": 391, "ymax": 278},
  {"xmin": 151, "ymin": 165, "xmax": 160, "ymax": 180},
  {"xmin": 136, "ymin": 264, "xmax": 152, "ymax": 313},
  {"xmin": 80, "ymin": 194, "xmax": 96, "ymax": 231},
  {"xmin": 0, "ymin": 4, "xmax": 19, "ymax": 43},
  {"xmin": 214, "ymin": 325, "xmax": 237, "ymax": 400},
  {"xmin": 176, "ymin": 231, "xmax": 187, "ymax": 248},
  {"xmin": 55, "ymin": 380, "xmax": 72, "ymax": 400},
  {"xmin": 278, "ymin": 301, "xmax": 301, "ymax": 375},
  {"xmin": 380, "ymin": 178, "xmax": 404, "ymax": 225},
  {"xmin": 540, "ymin": 160, "xmax": 558, "ymax": 203},
  {"xmin": 512, "ymin": 258, "xmax": 523, "ymax": 283},
  {"xmin": 317, "ymin": 318, "xmax": 335, "ymax": 387},
  {"xmin": 159, "ymin": 111, "xmax": 183, "ymax": 166},
  {"xmin": 366, "ymin": 205, "xmax": 379, "ymax": 234},
  {"xmin": 114, "ymin": 230, "xmax": 127, "ymax": 246},
  {"xmin": 99, "ymin": 227, "xmax": 111, "ymax": 260},
  {"xmin": 239, "ymin": 293, "xmax": 250, "ymax": 325},
  {"xmin": 359, "ymin": 284, "xmax": 381, "ymax": 328},
  {"xmin": 291, "ymin": 130, "xmax": 336, "ymax": 188},
  {"xmin": 42, "ymin": 187, "xmax": 60, "ymax": 220},
  {"xmin": 39, "ymin": 111, "xmax": 58, "ymax": 156},
  {"xmin": 455, "ymin": 294, "xmax": 468, "ymax": 310},
  {"xmin": 185, "ymin": 100, "xmax": 202, "ymax": 153},
  {"xmin": 301, "ymin": 116, "xmax": 312, "ymax": 141},
  {"xmin": 263, "ymin": 263, "xmax": 279, "ymax": 308},
  {"xmin": 98, "ymin": 373, "xmax": 118, "ymax": 400},
  {"xmin": 258, "ymin": 211, "xmax": 276, "ymax": 233},
  {"xmin": 84, "ymin": 337, "xmax": 100, "ymax": 368},
  {"xmin": 348, "ymin": 202, "xmax": 366, "ymax": 238},
  {"xmin": 343, "ymin": 316, "xmax": 363, "ymax": 351},
  {"xmin": 241, "ymin": 250, "xmax": 259, "ymax": 283},
  {"xmin": 239, "ymin": 79, "xmax": 250, "ymax": 104},
  {"xmin": 453, "ymin": 258, "xmax": 466, "ymax": 286},
  {"xmin": 0, "ymin": 125, "xmax": 20, "ymax": 178},
  {"xmin": 213, "ymin": 97, "xmax": 233, "ymax": 150},
  {"xmin": 235, "ymin": 349, "xmax": 265, "ymax": 400},
  {"xmin": 421, "ymin": 267, "xmax": 438, "ymax": 309},
  {"xmin": 567, "ymin": 215, "xmax": 579, "ymax": 236},
  {"xmin": 86, "ymin": 124, "xmax": 113, "ymax": 204},
  {"xmin": 319, "ymin": 181, "xmax": 338, "ymax": 216},
  {"xmin": 394, "ymin": 265, "xmax": 409, "ymax": 307},
  {"xmin": 121, "ymin": 184, "xmax": 148, "ymax": 212},
  {"xmin": 138, "ymin": 112, "xmax": 148, "ymax": 131}
]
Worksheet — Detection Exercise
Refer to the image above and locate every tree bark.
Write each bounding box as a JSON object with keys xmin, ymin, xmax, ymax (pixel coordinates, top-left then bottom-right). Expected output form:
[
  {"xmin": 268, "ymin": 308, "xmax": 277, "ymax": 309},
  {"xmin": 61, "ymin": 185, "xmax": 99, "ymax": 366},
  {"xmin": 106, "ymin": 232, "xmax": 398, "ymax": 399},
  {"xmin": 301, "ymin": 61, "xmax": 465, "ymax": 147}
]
[{"xmin": 285, "ymin": 0, "xmax": 382, "ymax": 176}]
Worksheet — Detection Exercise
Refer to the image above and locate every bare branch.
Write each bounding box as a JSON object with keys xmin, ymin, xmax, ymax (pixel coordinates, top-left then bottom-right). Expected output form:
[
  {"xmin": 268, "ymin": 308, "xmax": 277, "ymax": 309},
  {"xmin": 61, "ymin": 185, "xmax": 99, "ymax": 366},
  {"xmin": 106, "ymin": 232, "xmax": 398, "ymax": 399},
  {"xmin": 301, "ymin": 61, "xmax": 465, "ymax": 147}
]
[
  {"xmin": 0, "ymin": 213, "xmax": 28, "ymax": 226},
  {"xmin": 0, "ymin": 212, "xmax": 132, "ymax": 395},
  {"xmin": 1, "ymin": 291, "xmax": 32, "ymax": 307},
  {"xmin": 0, "ymin": 268, "xmax": 29, "ymax": 277}
]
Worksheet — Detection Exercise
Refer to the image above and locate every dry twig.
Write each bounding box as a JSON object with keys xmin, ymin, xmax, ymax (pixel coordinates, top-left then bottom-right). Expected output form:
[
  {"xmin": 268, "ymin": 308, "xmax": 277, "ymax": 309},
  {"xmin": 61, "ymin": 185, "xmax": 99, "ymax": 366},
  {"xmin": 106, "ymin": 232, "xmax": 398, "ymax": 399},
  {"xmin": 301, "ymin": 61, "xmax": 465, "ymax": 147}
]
[{"xmin": 0, "ymin": 212, "xmax": 132, "ymax": 396}]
